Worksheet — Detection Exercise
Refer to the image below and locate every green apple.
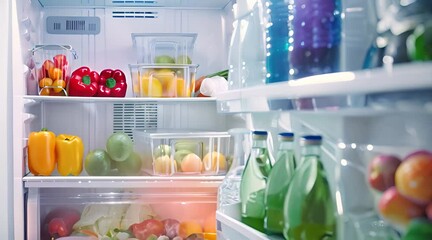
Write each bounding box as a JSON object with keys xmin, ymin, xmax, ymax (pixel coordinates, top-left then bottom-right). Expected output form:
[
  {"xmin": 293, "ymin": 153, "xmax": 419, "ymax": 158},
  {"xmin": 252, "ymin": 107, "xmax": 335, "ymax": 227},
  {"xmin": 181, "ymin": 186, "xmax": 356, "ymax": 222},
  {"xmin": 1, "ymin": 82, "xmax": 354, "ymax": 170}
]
[
  {"xmin": 154, "ymin": 55, "xmax": 175, "ymax": 64},
  {"xmin": 176, "ymin": 55, "xmax": 192, "ymax": 64},
  {"xmin": 174, "ymin": 141, "xmax": 199, "ymax": 152}
]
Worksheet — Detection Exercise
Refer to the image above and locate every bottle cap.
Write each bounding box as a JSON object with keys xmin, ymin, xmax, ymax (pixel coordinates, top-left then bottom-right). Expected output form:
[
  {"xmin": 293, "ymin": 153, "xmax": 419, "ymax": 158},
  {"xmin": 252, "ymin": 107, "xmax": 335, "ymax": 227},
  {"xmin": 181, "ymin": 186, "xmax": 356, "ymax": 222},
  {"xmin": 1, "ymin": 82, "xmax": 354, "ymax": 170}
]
[
  {"xmin": 252, "ymin": 130, "xmax": 268, "ymax": 140},
  {"xmin": 278, "ymin": 132, "xmax": 294, "ymax": 141},
  {"xmin": 300, "ymin": 135, "xmax": 322, "ymax": 145}
]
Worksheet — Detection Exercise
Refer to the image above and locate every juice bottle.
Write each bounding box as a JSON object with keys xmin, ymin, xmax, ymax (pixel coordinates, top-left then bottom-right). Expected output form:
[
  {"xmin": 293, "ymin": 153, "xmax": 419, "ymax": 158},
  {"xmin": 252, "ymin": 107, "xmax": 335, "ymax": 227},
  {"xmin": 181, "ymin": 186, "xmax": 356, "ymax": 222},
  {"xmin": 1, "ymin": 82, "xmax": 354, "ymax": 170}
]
[
  {"xmin": 283, "ymin": 135, "xmax": 336, "ymax": 239},
  {"xmin": 264, "ymin": 132, "xmax": 296, "ymax": 234},
  {"xmin": 240, "ymin": 130, "xmax": 274, "ymax": 232}
]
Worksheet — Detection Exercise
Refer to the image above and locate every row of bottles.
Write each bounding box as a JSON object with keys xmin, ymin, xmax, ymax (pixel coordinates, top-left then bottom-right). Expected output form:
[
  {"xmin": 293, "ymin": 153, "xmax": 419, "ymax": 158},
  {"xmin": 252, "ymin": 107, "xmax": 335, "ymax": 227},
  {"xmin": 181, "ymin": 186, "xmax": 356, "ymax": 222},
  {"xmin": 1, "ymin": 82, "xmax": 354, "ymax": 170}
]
[{"xmin": 218, "ymin": 130, "xmax": 337, "ymax": 239}]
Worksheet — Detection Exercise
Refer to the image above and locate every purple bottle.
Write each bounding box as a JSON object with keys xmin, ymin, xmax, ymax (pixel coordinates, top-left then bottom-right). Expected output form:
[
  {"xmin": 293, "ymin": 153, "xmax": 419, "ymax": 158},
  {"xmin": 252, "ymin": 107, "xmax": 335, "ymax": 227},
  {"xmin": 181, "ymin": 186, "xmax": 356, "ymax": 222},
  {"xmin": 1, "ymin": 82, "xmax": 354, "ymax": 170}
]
[{"xmin": 288, "ymin": 0, "xmax": 342, "ymax": 79}]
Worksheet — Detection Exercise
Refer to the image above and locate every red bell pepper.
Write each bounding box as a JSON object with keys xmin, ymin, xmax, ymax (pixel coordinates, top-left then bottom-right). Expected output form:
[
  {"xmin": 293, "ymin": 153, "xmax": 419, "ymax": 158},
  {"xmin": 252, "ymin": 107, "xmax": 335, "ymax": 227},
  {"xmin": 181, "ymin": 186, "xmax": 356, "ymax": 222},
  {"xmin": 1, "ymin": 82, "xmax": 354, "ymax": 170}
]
[
  {"xmin": 68, "ymin": 66, "xmax": 99, "ymax": 97},
  {"xmin": 96, "ymin": 69, "xmax": 127, "ymax": 97}
]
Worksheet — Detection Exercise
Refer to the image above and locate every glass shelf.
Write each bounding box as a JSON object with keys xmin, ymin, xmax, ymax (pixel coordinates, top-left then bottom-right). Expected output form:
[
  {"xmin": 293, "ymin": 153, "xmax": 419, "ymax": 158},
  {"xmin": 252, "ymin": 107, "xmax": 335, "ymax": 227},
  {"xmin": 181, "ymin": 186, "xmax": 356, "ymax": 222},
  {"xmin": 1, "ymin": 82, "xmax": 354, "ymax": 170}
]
[
  {"xmin": 23, "ymin": 175, "xmax": 224, "ymax": 188},
  {"xmin": 23, "ymin": 95, "xmax": 216, "ymax": 103},
  {"xmin": 216, "ymin": 62, "xmax": 432, "ymax": 113},
  {"xmin": 37, "ymin": 0, "xmax": 233, "ymax": 9}
]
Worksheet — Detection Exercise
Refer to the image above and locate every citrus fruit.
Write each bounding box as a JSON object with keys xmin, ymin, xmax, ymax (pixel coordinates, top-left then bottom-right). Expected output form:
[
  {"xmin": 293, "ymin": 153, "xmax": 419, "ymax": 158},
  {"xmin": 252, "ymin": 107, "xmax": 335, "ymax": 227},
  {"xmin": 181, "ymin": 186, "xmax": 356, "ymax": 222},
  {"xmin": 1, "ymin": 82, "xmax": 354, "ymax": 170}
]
[
  {"xmin": 115, "ymin": 152, "xmax": 142, "ymax": 175},
  {"xmin": 202, "ymin": 151, "xmax": 226, "ymax": 172},
  {"xmin": 180, "ymin": 153, "xmax": 202, "ymax": 173},
  {"xmin": 154, "ymin": 55, "xmax": 175, "ymax": 64},
  {"xmin": 140, "ymin": 76, "xmax": 162, "ymax": 97},
  {"xmin": 106, "ymin": 132, "xmax": 133, "ymax": 162},
  {"xmin": 85, "ymin": 149, "xmax": 112, "ymax": 176},
  {"xmin": 154, "ymin": 155, "xmax": 176, "ymax": 175}
]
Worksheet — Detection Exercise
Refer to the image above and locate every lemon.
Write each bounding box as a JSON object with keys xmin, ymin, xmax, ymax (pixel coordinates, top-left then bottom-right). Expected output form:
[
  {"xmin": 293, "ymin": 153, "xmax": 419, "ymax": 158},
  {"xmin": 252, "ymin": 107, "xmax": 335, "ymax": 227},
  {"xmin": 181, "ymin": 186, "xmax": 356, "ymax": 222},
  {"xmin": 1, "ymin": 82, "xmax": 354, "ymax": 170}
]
[{"xmin": 140, "ymin": 76, "xmax": 162, "ymax": 97}]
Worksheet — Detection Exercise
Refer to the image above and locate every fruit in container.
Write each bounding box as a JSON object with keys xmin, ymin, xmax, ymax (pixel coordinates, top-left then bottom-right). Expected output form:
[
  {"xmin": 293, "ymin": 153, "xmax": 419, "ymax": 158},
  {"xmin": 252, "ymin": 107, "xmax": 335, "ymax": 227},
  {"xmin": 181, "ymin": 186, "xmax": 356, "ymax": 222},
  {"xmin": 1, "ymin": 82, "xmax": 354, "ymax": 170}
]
[
  {"xmin": 129, "ymin": 219, "xmax": 165, "ymax": 240},
  {"xmin": 202, "ymin": 151, "xmax": 226, "ymax": 172},
  {"xmin": 174, "ymin": 149, "xmax": 193, "ymax": 168},
  {"xmin": 176, "ymin": 55, "xmax": 192, "ymax": 64},
  {"xmin": 154, "ymin": 144, "xmax": 171, "ymax": 158},
  {"xmin": 368, "ymin": 154, "xmax": 402, "ymax": 192},
  {"xmin": 106, "ymin": 132, "xmax": 133, "ymax": 162},
  {"xmin": 155, "ymin": 55, "xmax": 175, "ymax": 64},
  {"xmin": 395, "ymin": 150, "xmax": 432, "ymax": 204},
  {"xmin": 39, "ymin": 77, "xmax": 53, "ymax": 88},
  {"xmin": 141, "ymin": 76, "xmax": 163, "ymax": 97},
  {"xmin": 175, "ymin": 141, "xmax": 198, "ymax": 152},
  {"xmin": 378, "ymin": 186, "xmax": 425, "ymax": 231},
  {"xmin": 52, "ymin": 79, "xmax": 67, "ymax": 93},
  {"xmin": 154, "ymin": 155, "xmax": 177, "ymax": 175},
  {"xmin": 180, "ymin": 153, "xmax": 202, "ymax": 172},
  {"xmin": 84, "ymin": 149, "xmax": 112, "ymax": 176},
  {"xmin": 178, "ymin": 221, "xmax": 203, "ymax": 239},
  {"xmin": 162, "ymin": 218, "xmax": 180, "ymax": 239}
]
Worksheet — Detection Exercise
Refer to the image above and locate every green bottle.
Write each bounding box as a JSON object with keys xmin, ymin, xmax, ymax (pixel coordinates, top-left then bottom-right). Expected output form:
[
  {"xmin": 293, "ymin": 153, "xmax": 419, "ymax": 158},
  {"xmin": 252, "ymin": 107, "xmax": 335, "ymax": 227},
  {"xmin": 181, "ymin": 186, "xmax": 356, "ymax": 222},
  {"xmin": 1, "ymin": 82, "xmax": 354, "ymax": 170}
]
[
  {"xmin": 264, "ymin": 132, "xmax": 296, "ymax": 235},
  {"xmin": 240, "ymin": 130, "xmax": 274, "ymax": 232},
  {"xmin": 283, "ymin": 135, "xmax": 336, "ymax": 240}
]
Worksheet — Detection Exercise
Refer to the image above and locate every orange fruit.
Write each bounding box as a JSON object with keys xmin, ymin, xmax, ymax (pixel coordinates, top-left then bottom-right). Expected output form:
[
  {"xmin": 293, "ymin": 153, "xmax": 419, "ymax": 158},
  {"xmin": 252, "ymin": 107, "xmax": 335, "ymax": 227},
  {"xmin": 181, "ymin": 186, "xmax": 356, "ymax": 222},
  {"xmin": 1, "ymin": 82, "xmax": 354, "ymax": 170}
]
[
  {"xmin": 52, "ymin": 79, "xmax": 66, "ymax": 93},
  {"xmin": 49, "ymin": 67, "xmax": 63, "ymax": 80},
  {"xmin": 140, "ymin": 76, "xmax": 162, "ymax": 97},
  {"xmin": 203, "ymin": 211, "xmax": 216, "ymax": 233},
  {"xmin": 202, "ymin": 151, "xmax": 226, "ymax": 172},
  {"xmin": 178, "ymin": 221, "xmax": 203, "ymax": 239},
  {"xmin": 39, "ymin": 77, "xmax": 53, "ymax": 88},
  {"xmin": 39, "ymin": 88, "xmax": 51, "ymax": 96},
  {"xmin": 395, "ymin": 151, "xmax": 432, "ymax": 203},
  {"xmin": 180, "ymin": 153, "xmax": 202, "ymax": 173}
]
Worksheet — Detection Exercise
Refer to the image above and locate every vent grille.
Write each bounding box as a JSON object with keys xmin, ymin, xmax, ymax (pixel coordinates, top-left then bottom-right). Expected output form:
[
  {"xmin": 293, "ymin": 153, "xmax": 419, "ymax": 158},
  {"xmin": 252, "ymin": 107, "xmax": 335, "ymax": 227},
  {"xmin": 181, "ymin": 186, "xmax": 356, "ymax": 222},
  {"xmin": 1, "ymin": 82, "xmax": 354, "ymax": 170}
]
[
  {"xmin": 46, "ymin": 16, "xmax": 100, "ymax": 35},
  {"xmin": 112, "ymin": 0, "xmax": 158, "ymax": 4},
  {"xmin": 113, "ymin": 103, "xmax": 158, "ymax": 141},
  {"xmin": 112, "ymin": 11, "xmax": 158, "ymax": 18}
]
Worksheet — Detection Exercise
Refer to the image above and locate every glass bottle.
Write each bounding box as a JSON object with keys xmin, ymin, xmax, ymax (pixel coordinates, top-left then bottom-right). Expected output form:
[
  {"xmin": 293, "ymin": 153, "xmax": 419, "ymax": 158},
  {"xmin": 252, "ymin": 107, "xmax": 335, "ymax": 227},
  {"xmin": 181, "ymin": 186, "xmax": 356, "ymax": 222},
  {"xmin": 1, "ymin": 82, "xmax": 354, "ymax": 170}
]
[
  {"xmin": 264, "ymin": 132, "xmax": 296, "ymax": 235},
  {"xmin": 283, "ymin": 135, "xmax": 336, "ymax": 239},
  {"xmin": 240, "ymin": 130, "xmax": 274, "ymax": 232},
  {"xmin": 218, "ymin": 128, "xmax": 251, "ymax": 211}
]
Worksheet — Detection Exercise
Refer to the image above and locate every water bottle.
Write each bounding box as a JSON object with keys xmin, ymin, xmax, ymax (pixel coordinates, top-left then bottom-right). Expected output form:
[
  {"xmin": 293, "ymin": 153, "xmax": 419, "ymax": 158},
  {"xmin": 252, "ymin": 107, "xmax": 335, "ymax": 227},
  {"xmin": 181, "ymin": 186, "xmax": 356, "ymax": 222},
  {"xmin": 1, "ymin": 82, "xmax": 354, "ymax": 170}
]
[
  {"xmin": 227, "ymin": 0, "xmax": 267, "ymax": 90},
  {"xmin": 288, "ymin": 0, "xmax": 342, "ymax": 79},
  {"xmin": 218, "ymin": 129, "xmax": 251, "ymax": 211},
  {"xmin": 240, "ymin": 130, "xmax": 274, "ymax": 232},
  {"xmin": 265, "ymin": 0, "xmax": 290, "ymax": 84}
]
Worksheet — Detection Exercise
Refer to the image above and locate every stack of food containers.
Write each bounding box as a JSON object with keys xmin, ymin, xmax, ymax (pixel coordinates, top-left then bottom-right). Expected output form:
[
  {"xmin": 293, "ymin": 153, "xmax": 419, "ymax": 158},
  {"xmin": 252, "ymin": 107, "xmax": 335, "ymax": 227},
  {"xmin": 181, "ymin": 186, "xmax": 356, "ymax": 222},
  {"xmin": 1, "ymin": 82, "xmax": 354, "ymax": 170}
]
[{"xmin": 129, "ymin": 33, "xmax": 198, "ymax": 98}]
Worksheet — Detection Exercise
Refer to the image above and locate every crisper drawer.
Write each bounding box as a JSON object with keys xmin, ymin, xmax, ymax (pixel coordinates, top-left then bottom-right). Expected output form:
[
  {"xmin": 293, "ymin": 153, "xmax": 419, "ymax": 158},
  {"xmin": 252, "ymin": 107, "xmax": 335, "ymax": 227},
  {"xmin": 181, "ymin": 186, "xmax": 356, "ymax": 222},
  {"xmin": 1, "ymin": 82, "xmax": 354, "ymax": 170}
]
[{"xmin": 27, "ymin": 188, "xmax": 217, "ymax": 240}]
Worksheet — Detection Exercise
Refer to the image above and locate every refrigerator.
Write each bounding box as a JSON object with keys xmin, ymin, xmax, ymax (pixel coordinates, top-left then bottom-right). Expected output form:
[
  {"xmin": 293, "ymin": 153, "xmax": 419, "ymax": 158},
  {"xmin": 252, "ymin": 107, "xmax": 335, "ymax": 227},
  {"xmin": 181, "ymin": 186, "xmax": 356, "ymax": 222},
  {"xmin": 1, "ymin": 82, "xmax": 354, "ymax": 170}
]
[{"xmin": 5, "ymin": 0, "xmax": 432, "ymax": 239}]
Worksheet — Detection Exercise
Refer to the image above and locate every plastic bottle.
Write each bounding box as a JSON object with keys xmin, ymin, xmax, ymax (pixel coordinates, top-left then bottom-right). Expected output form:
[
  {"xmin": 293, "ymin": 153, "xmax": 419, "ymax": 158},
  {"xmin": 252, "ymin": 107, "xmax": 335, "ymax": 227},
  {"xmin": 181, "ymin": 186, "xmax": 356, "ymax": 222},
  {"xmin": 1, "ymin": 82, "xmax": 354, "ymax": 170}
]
[
  {"xmin": 283, "ymin": 135, "xmax": 336, "ymax": 239},
  {"xmin": 240, "ymin": 130, "xmax": 274, "ymax": 232},
  {"xmin": 218, "ymin": 129, "xmax": 251, "ymax": 211},
  {"xmin": 227, "ymin": 0, "xmax": 267, "ymax": 90},
  {"xmin": 264, "ymin": 132, "xmax": 296, "ymax": 235},
  {"xmin": 287, "ymin": 0, "xmax": 342, "ymax": 79},
  {"xmin": 265, "ymin": 0, "xmax": 290, "ymax": 84}
]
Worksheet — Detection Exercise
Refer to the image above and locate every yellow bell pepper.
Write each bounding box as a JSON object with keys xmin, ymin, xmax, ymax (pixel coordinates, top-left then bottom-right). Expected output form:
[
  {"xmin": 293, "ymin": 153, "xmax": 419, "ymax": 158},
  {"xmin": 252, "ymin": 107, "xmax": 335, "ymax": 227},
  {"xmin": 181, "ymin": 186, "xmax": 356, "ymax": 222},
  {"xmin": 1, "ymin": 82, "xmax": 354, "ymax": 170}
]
[
  {"xmin": 28, "ymin": 128, "xmax": 56, "ymax": 176},
  {"xmin": 56, "ymin": 134, "xmax": 84, "ymax": 176}
]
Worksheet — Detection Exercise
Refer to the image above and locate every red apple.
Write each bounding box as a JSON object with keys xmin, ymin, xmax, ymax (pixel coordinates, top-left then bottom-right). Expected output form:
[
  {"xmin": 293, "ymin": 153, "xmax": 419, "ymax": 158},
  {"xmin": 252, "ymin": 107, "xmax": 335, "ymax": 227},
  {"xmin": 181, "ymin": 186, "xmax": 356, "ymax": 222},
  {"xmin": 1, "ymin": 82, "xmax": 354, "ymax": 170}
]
[
  {"xmin": 396, "ymin": 150, "xmax": 432, "ymax": 204},
  {"xmin": 427, "ymin": 202, "xmax": 432, "ymax": 220},
  {"xmin": 368, "ymin": 154, "xmax": 402, "ymax": 192},
  {"xmin": 378, "ymin": 187, "xmax": 425, "ymax": 232}
]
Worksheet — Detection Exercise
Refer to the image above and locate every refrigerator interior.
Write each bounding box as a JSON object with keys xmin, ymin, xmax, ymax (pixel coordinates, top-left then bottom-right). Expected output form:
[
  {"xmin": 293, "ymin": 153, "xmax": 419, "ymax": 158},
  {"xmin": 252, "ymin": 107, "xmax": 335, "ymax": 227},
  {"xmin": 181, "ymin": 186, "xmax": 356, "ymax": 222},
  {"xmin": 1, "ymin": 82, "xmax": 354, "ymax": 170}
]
[{"xmin": 12, "ymin": 0, "xmax": 432, "ymax": 239}]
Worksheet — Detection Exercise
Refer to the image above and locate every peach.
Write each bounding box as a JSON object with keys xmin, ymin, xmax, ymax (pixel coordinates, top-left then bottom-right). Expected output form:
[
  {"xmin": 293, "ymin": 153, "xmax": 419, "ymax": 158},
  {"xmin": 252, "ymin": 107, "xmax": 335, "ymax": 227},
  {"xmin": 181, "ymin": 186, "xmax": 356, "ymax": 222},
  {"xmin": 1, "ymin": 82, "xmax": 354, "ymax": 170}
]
[
  {"xmin": 378, "ymin": 187, "xmax": 425, "ymax": 231},
  {"xmin": 395, "ymin": 150, "xmax": 432, "ymax": 204},
  {"xmin": 368, "ymin": 154, "xmax": 402, "ymax": 192}
]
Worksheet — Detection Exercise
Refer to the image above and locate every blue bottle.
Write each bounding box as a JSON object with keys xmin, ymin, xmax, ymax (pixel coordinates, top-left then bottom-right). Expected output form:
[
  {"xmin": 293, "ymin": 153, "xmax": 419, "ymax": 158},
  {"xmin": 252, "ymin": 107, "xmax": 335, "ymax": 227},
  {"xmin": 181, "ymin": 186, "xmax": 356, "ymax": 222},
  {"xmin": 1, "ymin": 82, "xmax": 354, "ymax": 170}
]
[
  {"xmin": 288, "ymin": 0, "xmax": 342, "ymax": 79},
  {"xmin": 265, "ymin": 0, "xmax": 290, "ymax": 84}
]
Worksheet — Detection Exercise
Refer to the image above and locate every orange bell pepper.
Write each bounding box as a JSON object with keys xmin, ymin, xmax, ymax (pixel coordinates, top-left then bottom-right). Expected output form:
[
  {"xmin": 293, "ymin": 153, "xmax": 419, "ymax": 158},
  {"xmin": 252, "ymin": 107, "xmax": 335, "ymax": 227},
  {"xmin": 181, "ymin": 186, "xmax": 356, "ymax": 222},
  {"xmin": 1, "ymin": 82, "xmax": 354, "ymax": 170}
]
[
  {"xmin": 28, "ymin": 128, "xmax": 56, "ymax": 176},
  {"xmin": 56, "ymin": 134, "xmax": 84, "ymax": 176}
]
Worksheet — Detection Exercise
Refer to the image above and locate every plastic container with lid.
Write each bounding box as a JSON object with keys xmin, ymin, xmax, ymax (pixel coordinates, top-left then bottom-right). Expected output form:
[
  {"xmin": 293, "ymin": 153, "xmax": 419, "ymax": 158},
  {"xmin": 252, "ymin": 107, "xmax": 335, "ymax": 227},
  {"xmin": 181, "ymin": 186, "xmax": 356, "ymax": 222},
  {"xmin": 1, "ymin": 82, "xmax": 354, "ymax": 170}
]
[{"xmin": 132, "ymin": 33, "xmax": 197, "ymax": 64}]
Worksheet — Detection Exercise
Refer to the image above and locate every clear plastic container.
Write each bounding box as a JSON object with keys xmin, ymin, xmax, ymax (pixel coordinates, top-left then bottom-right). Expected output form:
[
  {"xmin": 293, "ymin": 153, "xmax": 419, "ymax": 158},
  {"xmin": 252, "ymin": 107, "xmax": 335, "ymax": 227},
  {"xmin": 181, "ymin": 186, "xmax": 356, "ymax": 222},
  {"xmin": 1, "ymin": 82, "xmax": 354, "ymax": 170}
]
[
  {"xmin": 133, "ymin": 129, "xmax": 232, "ymax": 176},
  {"xmin": 129, "ymin": 64, "xmax": 198, "ymax": 98},
  {"xmin": 36, "ymin": 188, "xmax": 217, "ymax": 239},
  {"xmin": 132, "ymin": 33, "xmax": 197, "ymax": 64},
  {"xmin": 30, "ymin": 45, "xmax": 77, "ymax": 96}
]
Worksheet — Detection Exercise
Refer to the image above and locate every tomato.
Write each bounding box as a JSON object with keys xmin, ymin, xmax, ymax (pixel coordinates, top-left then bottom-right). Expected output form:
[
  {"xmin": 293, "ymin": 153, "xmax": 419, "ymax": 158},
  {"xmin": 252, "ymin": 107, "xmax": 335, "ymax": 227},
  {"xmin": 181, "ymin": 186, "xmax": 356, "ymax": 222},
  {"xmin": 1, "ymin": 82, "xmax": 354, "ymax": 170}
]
[
  {"xmin": 130, "ymin": 219, "xmax": 165, "ymax": 240},
  {"xmin": 52, "ymin": 79, "xmax": 66, "ymax": 93}
]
